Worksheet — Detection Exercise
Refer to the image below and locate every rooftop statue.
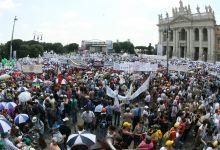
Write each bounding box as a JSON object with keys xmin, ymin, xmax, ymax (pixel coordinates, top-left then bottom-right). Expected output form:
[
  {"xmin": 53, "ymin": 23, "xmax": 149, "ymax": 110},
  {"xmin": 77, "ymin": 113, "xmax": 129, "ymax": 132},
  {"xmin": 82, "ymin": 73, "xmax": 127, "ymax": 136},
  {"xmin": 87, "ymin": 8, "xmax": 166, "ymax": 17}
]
[
  {"xmin": 188, "ymin": 5, "xmax": 191, "ymax": 14},
  {"xmin": 179, "ymin": 0, "xmax": 183, "ymax": 8},
  {"xmin": 166, "ymin": 12, "xmax": 169, "ymax": 19},
  {"xmin": 172, "ymin": 8, "xmax": 176, "ymax": 17},
  {"xmin": 196, "ymin": 5, "xmax": 200, "ymax": 14},
  {"xmin": 208, "ymin": 5, "xmax": 212, "ymax": 13},
  {"xmin": 205, "ymin": 6, "xmax": 208, "ymax": 13}
]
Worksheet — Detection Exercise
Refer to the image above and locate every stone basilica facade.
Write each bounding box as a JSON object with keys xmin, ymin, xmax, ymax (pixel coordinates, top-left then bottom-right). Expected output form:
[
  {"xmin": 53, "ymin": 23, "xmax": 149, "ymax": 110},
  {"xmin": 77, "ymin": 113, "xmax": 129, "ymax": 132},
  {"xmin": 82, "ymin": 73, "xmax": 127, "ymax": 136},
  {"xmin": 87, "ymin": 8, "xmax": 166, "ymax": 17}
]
[{"xmin": 157, "ymin": 0, "xmax": 220, "ymax": 62}]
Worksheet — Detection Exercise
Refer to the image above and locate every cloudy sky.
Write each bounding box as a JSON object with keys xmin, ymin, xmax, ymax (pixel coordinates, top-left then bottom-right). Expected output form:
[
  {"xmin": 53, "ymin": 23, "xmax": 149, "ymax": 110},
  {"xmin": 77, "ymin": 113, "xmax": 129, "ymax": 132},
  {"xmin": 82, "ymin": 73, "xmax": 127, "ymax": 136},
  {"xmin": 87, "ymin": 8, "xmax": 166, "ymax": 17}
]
[{"xmin": 0, "ymin": 0, "xmax": 219, "ymax": 46}]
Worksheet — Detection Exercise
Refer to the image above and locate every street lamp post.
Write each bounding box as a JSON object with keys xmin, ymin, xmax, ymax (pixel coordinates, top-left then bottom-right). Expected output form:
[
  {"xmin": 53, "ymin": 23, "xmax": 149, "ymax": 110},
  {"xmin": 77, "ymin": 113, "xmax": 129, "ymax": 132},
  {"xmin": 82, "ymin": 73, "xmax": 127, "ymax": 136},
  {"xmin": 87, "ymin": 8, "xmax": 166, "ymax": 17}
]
[
  {"xmin": 10, "ymin": 16, "xmax": 18, "ymax": 60},
  {"xmin": 166, "ymin": 21, "xmax": 170, "ymax": 75}
]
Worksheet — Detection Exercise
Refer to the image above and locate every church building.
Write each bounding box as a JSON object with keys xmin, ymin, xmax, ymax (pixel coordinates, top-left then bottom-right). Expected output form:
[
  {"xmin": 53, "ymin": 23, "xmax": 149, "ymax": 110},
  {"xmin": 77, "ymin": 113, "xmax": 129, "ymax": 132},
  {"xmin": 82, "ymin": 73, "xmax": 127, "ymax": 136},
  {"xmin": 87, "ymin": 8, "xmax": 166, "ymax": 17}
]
[{"xmin": 157, "ymin": 0, "xmax": 219, "ymax": 62}]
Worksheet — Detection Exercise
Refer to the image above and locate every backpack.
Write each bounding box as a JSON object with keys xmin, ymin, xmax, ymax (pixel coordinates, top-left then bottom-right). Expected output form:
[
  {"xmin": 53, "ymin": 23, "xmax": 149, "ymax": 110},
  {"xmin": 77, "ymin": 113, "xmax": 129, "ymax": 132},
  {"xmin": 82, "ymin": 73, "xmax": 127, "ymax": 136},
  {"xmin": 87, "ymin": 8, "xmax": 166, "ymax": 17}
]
[{"xmin": 100, "ymin": 120, "xmax": 108, "ymax": 129}]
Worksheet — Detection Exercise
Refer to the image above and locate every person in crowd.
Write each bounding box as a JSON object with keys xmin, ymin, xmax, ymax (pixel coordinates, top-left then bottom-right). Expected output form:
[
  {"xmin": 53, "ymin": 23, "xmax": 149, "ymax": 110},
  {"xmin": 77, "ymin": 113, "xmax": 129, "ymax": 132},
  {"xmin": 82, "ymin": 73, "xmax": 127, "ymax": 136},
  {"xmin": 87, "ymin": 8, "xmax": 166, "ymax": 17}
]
[
  {"xmin": 50, "ymin": 137, "xmax": 61, "ymax": 150},
  {"xmin": 59, "ymin": 117, "xmax": 71, "ymax": 144},
  {"xmin": 52, "ymin": 124, "xmax": 65, "ymax": 150},
  {"xmin": 133, "ymin": 121, "xmax": 145, "ymax": 148},
  {"xmin": 160, "ymin": 140, "xmax": 174, "ymax": 150},
  {"xmin": 81, "ymin": 107, "xmax": 95, "ymax": 132},
  {"xmin": 1, "ymin": 132, "xmax": 18, "ymax": 150},
  {"xmin": 70, "ymin": 96, "xmax": 78, "ymax": 132},
  {"xmin": 121, "ymin": 122, "xmax": 133, "ymax": 149},
  {"xmin": 138, "ymin": 135, "xmax": 154, "ymax": 150},
  {"xmin": 132, "ymin": 103, "xmax": 142, "ymax": 131}
]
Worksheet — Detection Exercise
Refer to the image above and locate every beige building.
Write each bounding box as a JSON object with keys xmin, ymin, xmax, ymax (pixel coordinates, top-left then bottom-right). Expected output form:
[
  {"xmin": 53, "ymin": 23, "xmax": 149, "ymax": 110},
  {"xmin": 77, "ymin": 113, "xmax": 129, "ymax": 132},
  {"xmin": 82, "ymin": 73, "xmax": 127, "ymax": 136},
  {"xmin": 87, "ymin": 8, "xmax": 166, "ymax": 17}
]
[
  {"xmin": 215, "ymin": 26, "xmax": 220, "ymax": 61},
  {"xmin": 157, "ymin": 0, "xmax": 220, "ymax": 62}
]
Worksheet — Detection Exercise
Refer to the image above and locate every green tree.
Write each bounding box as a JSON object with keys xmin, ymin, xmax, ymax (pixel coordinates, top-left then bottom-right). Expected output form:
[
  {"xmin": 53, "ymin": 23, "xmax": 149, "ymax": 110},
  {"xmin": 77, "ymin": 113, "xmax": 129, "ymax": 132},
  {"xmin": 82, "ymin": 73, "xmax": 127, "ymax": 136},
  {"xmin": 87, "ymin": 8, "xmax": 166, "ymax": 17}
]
[
  {"xmin": 113, "ymin": 41, "xmax": 135, "ymax": 54},
  {"xmin": 17, "ymin": 44, "xmax": 31, "ymax": 58},
  {"xmin": 29, "ymin": 44, "xmax": 44, "ymax": 58},
  {"xmin": 52, "ymin": 43, "xmax": 64, "ymax": 54},
  {"xmin": 64, "ymin": 43, "xmax": 79, "ymax": 53},
  {"xmin": 113, "ymin": 42, "xmax": 121, "ymax": 53}
]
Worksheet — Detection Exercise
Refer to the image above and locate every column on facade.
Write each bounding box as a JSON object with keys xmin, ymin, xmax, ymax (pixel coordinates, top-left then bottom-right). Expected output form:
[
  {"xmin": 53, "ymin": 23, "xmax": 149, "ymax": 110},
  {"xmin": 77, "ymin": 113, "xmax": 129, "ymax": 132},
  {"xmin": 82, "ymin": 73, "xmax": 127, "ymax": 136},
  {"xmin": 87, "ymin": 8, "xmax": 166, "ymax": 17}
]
[
  {"xmin": 189, "ymin": 28, "xmax": 194, "ymax": 60},
  {"xmin": 199, "ymin": 28, "xmax": 203, "ymax": 60},
  {"xmin": 186, "ymin": 28, "xmax": 190, "ymax": 58},
  {"xmin": 173, "ymin": 29, "xmax": 176, "ymax": 56},
  {"xmin": 210, "ymin": 27, "xmax": 215, "ymax": 62},
  {"xmin": 175, "ymin": 29, "xmax": 179, "ymax": 57},
  {"xmin": 208, "ymin": 28, "xmax": 211, "ymax": 61},
  {"xmin": 159, "ymin": 30, "xmax": 162, "ymax": 44}
]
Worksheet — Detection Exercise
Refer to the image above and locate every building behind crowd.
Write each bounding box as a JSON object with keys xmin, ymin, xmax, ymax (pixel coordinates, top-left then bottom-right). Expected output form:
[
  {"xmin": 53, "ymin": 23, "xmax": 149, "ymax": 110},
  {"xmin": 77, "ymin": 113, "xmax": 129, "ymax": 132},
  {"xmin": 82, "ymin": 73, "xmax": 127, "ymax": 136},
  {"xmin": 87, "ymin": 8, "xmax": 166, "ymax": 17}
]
[
  {"xmin": 80, "ymin": 40, "xmax": 113, "ymax": 54},
  {"xmin": 157, "ymin": 0, "xmax": 220, "ymax": 62}
]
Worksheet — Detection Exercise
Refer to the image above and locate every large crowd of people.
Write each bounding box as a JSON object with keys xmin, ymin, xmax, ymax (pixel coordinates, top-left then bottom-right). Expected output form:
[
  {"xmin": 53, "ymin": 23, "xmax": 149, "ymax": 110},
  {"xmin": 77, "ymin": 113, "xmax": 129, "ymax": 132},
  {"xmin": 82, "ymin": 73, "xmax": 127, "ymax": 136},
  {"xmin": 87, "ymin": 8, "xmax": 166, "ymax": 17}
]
[{"xmin": 0, "ymin": 53, "xmax": 219, "ymax": 150}]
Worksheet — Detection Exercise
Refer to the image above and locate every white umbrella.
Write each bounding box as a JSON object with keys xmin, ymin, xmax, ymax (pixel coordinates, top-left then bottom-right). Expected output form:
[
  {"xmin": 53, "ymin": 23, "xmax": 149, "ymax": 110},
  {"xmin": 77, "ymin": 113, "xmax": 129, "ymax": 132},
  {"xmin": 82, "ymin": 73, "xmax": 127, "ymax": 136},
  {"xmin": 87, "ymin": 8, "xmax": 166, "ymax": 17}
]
[
  {"xmin": 32, "ymin": 78, "xmax": 43, "ymax": 83},
  {"xmin": 44, "ymin": 80, "xmax": 53, "ymax": 86},
  {"xmin": 14, "ymin": 114, "xmax": 29, "ymax": 125},
  {"xmin": 18, "ymin": 91, "xmax": 31, "ymax": 102},
  {"xmin": 66, "ymin": 131, "xmax": 96, "ymax": 149},
  {"xmin": 0, "ymin": 74, "xmax": 11, "ymax": 80},
  {"xmin": 0, "ymin": 119, "xmax": 11, "ymax": 133},
  {"xmin": 5, "ymin": 102, "xmax": 17, "ymax": 110}
]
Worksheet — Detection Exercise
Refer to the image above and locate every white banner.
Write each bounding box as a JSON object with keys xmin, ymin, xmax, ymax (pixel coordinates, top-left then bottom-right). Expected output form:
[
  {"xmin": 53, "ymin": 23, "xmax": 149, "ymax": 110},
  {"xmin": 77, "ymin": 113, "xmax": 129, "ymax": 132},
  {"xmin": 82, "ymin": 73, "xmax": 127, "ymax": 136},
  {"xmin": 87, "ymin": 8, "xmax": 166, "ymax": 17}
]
[
  {"xmin": 113, "ymin": 62, "xmax": 158, "ymax": 72},
  {"xmin": 22, "ymin": 65, "xmax": 43, "ymax": 73},
  {"xmin": 129, "ymin": 76, "xmax": 150, "ymax": 100},
  {"xmin": 169, "ymin": 65, "xmax": 188, "ymax": 72}
]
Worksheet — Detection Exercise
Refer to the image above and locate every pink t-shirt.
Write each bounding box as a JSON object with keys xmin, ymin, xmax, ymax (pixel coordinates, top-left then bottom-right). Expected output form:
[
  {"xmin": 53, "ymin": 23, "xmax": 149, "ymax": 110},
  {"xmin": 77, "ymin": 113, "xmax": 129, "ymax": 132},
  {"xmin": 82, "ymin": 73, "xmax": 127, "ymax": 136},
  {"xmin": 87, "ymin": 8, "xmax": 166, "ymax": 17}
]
[{"xmin": 138, "ymin": 140, "xmax": 154, "ymax": 150}]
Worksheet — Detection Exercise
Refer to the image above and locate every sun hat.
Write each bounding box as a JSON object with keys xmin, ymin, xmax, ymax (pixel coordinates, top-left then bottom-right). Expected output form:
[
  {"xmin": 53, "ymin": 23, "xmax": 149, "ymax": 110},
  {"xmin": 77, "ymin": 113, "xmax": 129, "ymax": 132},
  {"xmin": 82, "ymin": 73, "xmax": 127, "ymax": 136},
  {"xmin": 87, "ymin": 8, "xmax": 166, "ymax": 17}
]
[
  {"xmin": 144, "ymin": 106, "xmax": 149, "ymax": 109},
  {"xmin": 212, "ymin": 140, "xmax": 218, "ymax": 147},
  {"xmin": 52, "ymin": 123, "xmax": 60, "ymax": 129},
  {"xmin": 174, "ymin": 122, "xmax": 180, "ymax": 128},
  {"xmin": 123, "ymin": 122, "xmax": 131, "ymax": 127},
  {"xmin": 32, "ymin": 116, "xmax": 37, "ymax": 123},
  {"xmin": 62, "ymin": 117, "xmax": 69, "ymax": 122},
  {"xmin": 165, "ymin": 140, "xmax": 174, "ymax": 146}
]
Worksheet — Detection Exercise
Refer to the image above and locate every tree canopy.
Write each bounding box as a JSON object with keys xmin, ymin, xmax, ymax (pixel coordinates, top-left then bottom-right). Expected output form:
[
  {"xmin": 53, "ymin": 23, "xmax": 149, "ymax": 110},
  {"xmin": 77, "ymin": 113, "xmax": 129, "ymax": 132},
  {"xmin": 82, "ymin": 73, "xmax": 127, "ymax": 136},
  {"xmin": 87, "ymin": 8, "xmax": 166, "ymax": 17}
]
[
  {"xmin": 135, "ymin": 43, "xmax": 156, "ymax": 55},
  {"xmin": 0, "ymin": 39, "xmax": 79, "ymax": 59},
  {"xmin": 113, "ymin": 41, "xmax": 135, "ymax": 54}
]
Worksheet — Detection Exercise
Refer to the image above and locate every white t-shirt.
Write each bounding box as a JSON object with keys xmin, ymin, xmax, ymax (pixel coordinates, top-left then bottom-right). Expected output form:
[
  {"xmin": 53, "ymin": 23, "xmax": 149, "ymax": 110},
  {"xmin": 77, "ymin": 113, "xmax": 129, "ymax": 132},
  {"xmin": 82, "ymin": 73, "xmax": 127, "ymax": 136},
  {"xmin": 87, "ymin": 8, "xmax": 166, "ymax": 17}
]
[
  {"xmin": 81, "ymin": 111, "xmax": 95, "ymax": 123},
  {"xmin": 160, "ymin": 147, "xmax": 167, "ymax": 150},
  {"xmin": 145, "ymin": 95, "xmax": 151, "ymax": 103}
]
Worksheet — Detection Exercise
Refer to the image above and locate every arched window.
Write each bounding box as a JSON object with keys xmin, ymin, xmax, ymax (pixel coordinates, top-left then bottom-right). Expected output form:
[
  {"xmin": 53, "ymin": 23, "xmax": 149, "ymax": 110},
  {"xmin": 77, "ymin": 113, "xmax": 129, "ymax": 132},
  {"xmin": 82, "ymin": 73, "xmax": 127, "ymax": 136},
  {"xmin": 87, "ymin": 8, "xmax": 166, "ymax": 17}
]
[
  {"xmin": 169, "ymin": 30, "xmax": 173, "ymax": 41},
  {"xmin": 194, "ymin": 28, "xmax": 199, "ymax": 41},
  {"xmin": 180, "ymin": 28, "xmax": 186, "ymax": 41},
  {"xmin": 203, "ymin": 28, "xmax": 208, "ymax": 41}
]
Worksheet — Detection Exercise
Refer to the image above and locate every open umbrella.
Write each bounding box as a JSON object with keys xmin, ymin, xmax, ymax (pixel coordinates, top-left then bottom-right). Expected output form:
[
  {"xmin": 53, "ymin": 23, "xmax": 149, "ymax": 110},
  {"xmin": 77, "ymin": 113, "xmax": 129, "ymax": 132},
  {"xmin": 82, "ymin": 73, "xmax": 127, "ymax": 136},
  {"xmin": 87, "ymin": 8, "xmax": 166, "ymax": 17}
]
[
  {"xmin": 17, "ymin": 87, "xmax": 28, "ymax": 92},
  {"xmin": 32, "ymin": 78, "xmax": 43, "ymax": 83},
  {"xmin": 14, "ymin": 114, "xmax": 29, "ymax": 125},
  {"xmin": 61, "ymin": 79, "xmax": 67, "ymax": 85},
  {"xmin": 5, "ymin": 102, "xmax": 17, "ymax": 110},
  {"xmin": 18, "ymin": 91, "xmax": 31, "ymax": 102},
  {"xmin": 44, "ymin": 80, "xmax": 53, "ymax": 86},
  {"xmin": 0, "ymin": 115, "xmax": 6, "ymax": 120},
  {"xmin": 0, "ymin": 74, "xmax": 11, "ymax": 80},
  {"xmin": 0, "ymin": 102, "xmax": 6, "ymax": 110},
  {"xmin": 94, "ymin": 104, "xmax": 103, "ymax": 113},
  {"xmin": 66, "ymin": 131, "xmax": 96, "ymax": 149},
  {"xmin": 0, "ymin": 119, "xmax": 11, "ymax": 133}
]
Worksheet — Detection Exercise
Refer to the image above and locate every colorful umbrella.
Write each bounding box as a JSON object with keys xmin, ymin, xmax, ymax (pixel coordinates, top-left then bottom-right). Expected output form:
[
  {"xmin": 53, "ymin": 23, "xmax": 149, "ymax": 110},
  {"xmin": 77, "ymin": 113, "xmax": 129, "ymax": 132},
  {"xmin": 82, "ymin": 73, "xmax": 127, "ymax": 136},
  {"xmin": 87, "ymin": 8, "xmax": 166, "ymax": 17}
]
[
  {"xmin": 0, "ymin": 119, "xmax": 11, "ymax": 133},
  {"xmin": 18, "ymin": 91, "xmax": 31, "ymax": 102},
  {"xmin": 66, "ymin": 131, "xmax": 96, "ymax": 149},
  {"xmin": 5, "ymin": 102, "xmax": 17, "ymax": 110},
  {"xmin": 43, "ymin": 80, "xmax": 53, "ymax": 86},
  {"xmin": 32, "ymin": 78, "xmax": 43, "ymax": 83},
  {"xmin": 0, "ymin": 102, "xmax": 6, "ymax": 110},
  {"xmin": 14, "ymin": 114, "xmax": 29, "ymax": 125}
]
